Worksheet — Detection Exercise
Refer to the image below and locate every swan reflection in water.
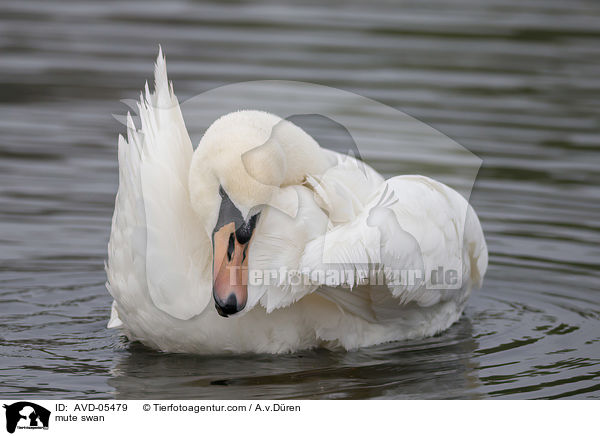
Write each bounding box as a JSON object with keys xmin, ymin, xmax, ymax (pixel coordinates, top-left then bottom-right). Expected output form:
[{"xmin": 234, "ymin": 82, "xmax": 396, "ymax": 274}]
[{"xmin": 107, "ymin": 316, "xmax": 481, "ymax": 400}]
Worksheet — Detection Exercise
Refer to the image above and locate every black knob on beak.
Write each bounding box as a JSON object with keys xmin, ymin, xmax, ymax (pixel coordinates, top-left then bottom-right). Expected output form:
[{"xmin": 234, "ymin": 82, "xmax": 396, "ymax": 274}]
[{"xmin": 214, "ymin": 293, "xmax": 244, "ymax": 317}]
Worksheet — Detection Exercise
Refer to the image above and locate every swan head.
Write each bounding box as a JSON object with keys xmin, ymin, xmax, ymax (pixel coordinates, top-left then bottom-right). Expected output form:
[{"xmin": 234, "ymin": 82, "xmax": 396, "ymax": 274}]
[
  {"xmin": 210, "ymin": 187, "xmax": 260, "ymax": 316},
  {"xmin": 189, "ymin": 110, "xmax": 329, "ymax": 316}
]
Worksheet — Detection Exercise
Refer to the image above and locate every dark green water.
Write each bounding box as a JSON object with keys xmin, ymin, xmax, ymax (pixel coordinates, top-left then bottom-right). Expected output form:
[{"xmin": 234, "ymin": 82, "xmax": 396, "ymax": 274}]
[{"xmin": 0, "ymin": 0, "xmax": 599, "ymax": 399}]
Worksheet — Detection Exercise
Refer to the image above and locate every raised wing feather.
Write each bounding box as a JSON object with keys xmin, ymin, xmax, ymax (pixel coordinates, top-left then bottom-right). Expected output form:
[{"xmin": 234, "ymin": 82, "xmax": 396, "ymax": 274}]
[{"xmin": 107, "ymin": 50, "xmax": 211, "ymax": 321}]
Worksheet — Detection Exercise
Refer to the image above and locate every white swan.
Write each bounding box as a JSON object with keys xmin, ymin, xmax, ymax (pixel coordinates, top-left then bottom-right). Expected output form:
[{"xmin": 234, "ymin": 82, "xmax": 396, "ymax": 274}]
[{"xmin": 106, "ymin": 52, "xmax": 488, "ymax": 354}]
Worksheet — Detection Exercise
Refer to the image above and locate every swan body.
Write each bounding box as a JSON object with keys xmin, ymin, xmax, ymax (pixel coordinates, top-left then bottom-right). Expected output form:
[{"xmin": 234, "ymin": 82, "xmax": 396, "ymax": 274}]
[{"xmin": 106, "ymin": 52, "xmax": 488, "ymax": 354}]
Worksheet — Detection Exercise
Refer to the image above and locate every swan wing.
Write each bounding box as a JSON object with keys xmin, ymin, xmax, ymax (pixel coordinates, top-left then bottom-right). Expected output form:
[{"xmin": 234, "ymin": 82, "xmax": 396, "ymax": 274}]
[
  {"xmin": 107, "ymin": 51, "xmax": 212, "ymax": 321},
  {"xmin": 246, "ymin": 151, "xmax": 385, "ymax": 313},
  {"xmin": 306, "ymin": 149, "xmax": 385, "ymax": 224},
  {"xmin": 246, "ymin": 185, "xmax": 329, "ymax": 312},
  {"xmin": 300, "ymin": 175, "xmax": 488, "ymax": 321}
]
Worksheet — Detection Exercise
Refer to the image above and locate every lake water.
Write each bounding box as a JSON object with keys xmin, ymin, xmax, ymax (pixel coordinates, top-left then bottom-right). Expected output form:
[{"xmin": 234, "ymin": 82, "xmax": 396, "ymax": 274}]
[{"xmin": 1, "ymin": 0, "xmax": 599, "ymax": 399}]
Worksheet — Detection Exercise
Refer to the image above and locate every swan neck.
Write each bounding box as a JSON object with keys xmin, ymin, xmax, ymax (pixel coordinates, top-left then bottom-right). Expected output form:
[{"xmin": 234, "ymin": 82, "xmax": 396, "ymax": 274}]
[{"xmin": 189, "ymin": 151, "xmax": 221, "ymax": 237}]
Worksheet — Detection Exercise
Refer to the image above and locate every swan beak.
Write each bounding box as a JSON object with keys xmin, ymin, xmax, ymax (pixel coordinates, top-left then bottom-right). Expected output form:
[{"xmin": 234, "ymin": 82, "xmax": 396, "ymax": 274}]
[{"xmin": 213, "ymin": 222, "xmax": 249, "ymax": 317}]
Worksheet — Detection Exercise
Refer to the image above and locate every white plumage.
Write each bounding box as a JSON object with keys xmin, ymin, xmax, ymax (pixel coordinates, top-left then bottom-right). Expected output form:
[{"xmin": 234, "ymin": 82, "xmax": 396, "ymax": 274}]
[{"xmin": 106, "ymin": 51, "xmax": 488, "ymax": 354}]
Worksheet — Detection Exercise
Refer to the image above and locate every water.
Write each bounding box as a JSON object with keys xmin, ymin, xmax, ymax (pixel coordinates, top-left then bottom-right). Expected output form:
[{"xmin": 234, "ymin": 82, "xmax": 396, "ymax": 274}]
[{"xmin": 1, "ymin": 0, "xmax": 599, "ymax": 400}]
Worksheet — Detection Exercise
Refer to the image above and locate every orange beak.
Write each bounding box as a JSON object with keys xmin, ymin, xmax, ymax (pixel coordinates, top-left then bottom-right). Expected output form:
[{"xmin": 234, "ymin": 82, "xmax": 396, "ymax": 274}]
[{"xmin": 212, "ymin": 222, "xmax": 249, "ymax": 317}]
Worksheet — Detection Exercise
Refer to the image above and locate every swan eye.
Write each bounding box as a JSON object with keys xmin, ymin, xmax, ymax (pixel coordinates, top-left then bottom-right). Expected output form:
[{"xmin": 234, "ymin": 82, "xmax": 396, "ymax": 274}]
[
  {"xmin": 227, "ymin": 232, "xmax": 235, "ymax": 261},
  {"xmin": 235, "ymin": 213, "xmax": 260, "ymax": 245}
]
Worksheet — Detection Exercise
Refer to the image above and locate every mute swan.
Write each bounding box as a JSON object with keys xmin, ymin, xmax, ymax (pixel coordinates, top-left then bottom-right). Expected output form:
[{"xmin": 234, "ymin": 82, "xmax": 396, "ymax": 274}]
[{"xmin": 106, "ymin": 52, "xmax": 488, "ymax": 354}]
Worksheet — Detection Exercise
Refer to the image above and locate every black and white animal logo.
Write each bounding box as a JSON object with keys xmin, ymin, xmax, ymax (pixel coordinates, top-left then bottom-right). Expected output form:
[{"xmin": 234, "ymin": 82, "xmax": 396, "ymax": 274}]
[{"xmin": 3, "ymin": 402, "xmax": 50, "ymax": 434}]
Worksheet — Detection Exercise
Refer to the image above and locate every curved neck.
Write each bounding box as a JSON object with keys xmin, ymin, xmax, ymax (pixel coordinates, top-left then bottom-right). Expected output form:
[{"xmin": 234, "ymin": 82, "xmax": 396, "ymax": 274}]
[
  {"xmin": 188, "ymin": 152, "xmax": 221, "ymax": 237},
  {"xmin": 188, "ymin": 111, "xmax": 336, "ymax": 231}
]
